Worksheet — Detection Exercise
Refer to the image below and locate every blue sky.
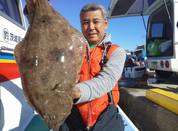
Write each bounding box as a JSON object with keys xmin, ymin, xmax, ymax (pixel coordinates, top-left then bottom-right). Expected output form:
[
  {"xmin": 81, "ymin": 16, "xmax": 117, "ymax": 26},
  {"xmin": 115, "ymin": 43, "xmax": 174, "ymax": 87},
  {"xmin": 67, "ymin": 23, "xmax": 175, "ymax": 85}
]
[{"xmin": 22, "ymin": 0, "xmax": 148, "ymax": 51}]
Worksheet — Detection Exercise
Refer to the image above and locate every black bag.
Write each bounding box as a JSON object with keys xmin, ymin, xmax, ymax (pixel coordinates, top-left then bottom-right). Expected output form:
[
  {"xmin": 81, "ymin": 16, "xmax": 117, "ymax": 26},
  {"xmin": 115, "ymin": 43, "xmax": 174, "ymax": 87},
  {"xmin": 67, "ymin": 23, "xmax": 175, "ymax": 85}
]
[
  {"xmin": 92, "ymin": 104, "xmax": 124, "ymax": 131},
  {"xmin": 59, "ymin": 105, "xmax": 124, "ymax": 131},
  {"xmin": 59, "ymin": 106, "xmax": 86, "ymax": 131}
]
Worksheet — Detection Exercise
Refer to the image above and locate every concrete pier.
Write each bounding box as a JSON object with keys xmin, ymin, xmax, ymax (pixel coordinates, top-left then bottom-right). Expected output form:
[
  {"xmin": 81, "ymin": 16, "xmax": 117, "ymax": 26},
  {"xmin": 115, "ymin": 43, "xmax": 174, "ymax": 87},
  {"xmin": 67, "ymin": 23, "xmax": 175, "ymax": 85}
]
[{"xmin": 119, "ymin": 87, "xmax": 178, "ymax": 131}]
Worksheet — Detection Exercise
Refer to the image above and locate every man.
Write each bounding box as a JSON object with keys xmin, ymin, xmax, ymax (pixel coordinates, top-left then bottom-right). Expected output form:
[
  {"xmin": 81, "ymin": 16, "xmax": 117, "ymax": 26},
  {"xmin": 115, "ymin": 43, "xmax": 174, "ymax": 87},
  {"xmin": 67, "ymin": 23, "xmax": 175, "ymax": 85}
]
[{"xmin": 59, "ymin": 3, "xmax": 126, "ymax": 131}]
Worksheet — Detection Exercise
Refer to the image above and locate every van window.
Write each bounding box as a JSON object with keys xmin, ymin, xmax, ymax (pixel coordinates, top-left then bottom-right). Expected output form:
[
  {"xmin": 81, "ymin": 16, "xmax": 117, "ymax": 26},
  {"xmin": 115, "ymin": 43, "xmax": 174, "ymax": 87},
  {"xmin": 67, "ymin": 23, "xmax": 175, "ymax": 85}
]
[
  {"xmin": 0, "ymin": 0, "xmax": 22, "ymax": 25},
  {"xmin": 151, "ymin": 23, "xmax": 164, "ymax": 38},
  {"xmin": 146, "ymin": 3, "xmax": 173, "ymax": 57}
]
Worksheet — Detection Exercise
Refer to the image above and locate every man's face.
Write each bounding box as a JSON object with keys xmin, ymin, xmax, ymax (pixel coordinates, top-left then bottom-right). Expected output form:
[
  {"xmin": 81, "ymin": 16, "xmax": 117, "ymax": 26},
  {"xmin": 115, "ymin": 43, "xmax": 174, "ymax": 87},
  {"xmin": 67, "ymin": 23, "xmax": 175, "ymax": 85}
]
[{"xmin": 80, "ymin": 9, "xmax": 108, "ymax": 44}]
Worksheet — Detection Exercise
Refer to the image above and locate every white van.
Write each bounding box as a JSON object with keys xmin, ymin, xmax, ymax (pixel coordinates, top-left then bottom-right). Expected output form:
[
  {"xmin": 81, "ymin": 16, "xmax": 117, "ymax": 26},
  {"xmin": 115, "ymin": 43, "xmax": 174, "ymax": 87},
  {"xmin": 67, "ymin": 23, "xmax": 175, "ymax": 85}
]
[{"xmin": 108, "ymin": 0, "xmax": 178, "ymax": 79}]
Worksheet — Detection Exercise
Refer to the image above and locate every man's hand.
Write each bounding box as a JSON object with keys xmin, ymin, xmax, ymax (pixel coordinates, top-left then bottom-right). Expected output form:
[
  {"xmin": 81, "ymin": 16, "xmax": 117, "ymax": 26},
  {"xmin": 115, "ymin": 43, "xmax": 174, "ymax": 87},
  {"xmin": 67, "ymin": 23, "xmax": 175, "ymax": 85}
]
[{"xmin": 71, "ymin": 86, "xmax": 81, "ymax": 100}]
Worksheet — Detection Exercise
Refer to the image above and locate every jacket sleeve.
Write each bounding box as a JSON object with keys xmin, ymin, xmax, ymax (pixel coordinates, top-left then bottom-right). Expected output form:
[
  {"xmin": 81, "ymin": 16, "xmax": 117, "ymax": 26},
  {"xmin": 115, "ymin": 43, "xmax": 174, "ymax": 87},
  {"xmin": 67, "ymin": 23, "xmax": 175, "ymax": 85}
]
[{"xmin": 75, "ymin": 47, "xmax": 126, "ymax": 104}]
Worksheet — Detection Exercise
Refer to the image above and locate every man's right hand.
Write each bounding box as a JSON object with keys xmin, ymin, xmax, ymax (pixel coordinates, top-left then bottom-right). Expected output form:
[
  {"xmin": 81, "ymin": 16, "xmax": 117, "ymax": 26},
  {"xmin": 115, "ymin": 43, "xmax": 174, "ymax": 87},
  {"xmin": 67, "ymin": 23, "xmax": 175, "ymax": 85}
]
[{"xmin": 71, "ymin": 86, "xmax": 81, "ymax": 100}]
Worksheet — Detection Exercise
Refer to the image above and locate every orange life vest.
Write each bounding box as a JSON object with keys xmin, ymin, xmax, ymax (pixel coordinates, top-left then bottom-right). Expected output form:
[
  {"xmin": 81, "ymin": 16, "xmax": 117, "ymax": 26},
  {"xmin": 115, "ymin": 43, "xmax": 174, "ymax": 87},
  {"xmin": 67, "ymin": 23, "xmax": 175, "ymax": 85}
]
[{"xmin": 76, "ymin": 44, "xmax": 120, "ymax": 127}]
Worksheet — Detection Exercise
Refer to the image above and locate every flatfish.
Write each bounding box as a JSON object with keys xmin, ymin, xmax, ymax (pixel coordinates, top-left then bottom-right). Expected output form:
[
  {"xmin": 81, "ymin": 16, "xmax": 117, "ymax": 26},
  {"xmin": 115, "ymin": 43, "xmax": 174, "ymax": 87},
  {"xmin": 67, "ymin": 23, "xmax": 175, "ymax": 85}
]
[{"xmin": 14, "ymin": 0, "xmax": 86, "ymax": 130}]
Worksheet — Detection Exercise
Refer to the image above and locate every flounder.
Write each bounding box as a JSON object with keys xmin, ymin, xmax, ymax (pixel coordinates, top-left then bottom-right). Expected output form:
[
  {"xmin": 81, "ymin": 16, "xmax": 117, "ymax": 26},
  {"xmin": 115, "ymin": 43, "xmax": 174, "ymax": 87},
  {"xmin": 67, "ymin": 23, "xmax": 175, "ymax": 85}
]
[{"xmin": 14, "ymin": 0, "xmax": 86, "ymax": 130}]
